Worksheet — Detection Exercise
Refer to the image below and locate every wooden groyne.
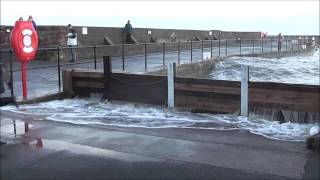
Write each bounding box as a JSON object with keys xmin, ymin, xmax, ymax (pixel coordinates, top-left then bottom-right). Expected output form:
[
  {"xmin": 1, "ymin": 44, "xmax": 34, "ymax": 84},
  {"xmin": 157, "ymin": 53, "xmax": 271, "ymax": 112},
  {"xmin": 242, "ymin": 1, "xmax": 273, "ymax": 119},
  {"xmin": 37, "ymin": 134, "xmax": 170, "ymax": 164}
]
[{"xmin": 62, "ymin": 57, "xmax": 319, "ymax": 123}]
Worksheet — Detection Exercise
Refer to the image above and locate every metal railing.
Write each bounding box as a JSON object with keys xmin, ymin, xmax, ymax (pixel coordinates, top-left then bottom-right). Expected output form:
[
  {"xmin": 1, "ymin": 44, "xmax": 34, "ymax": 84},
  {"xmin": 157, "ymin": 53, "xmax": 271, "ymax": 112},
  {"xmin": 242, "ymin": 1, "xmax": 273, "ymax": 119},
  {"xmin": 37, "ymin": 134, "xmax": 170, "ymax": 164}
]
[{"xmin": 0, "ymin": 37, "xmax": 312, "ymax": 100}]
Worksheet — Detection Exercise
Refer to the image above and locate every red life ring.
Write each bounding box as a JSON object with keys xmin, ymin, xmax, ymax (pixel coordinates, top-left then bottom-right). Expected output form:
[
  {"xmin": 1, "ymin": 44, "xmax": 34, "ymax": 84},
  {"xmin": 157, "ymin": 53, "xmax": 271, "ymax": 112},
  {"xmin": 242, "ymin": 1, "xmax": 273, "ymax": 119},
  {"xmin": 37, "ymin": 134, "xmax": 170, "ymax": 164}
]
[{"xmin": 10, "ymin": 20, "xmax": 38, "ymax": 63}]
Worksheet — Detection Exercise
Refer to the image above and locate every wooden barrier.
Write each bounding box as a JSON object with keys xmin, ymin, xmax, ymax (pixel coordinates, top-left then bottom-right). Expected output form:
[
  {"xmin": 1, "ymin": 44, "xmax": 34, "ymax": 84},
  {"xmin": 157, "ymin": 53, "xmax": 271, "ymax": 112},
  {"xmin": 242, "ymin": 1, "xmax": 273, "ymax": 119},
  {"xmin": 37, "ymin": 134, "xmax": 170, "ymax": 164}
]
[
  {"xmin": 174, "ymin": 77, "xmax": 319, "ymax": 113},
  {"xmin": 174, "ymin": 78, "xmax": 241, "ymax": 113},
  {"xmin": 70, "ymin": 68, "xmax": 167, "ymax": 105},
  {"xmin": 249, "ymin": 82, "xmax": 319, "ymax": 113},
  {"xmin": 65, "ymin": 62, "xmax": 319, "ymax": 115}
]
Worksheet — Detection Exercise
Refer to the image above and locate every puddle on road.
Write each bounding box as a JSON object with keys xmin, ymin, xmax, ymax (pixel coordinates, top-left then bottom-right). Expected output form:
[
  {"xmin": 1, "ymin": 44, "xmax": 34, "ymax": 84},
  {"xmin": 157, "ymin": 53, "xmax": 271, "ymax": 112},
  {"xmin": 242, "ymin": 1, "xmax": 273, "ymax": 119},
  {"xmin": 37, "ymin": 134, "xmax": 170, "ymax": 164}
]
[{"xmin": 24, "ymin": 138, "xmax": 161, "ymax": 162}]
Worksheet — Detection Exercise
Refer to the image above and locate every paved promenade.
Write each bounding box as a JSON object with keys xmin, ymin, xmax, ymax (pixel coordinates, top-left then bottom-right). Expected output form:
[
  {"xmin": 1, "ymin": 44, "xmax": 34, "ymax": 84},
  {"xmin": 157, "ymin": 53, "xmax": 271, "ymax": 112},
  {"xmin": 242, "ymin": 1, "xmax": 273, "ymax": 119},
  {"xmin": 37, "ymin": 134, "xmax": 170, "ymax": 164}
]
[{"xmin": 1, "ymin": 110, "xmax": 319, "ymax": 180}]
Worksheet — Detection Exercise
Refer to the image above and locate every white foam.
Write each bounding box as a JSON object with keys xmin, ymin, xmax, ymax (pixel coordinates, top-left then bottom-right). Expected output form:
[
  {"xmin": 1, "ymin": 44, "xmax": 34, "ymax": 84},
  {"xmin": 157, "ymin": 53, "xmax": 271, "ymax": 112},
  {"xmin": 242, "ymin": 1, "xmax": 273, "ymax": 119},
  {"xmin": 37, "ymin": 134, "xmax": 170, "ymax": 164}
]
[{"xmin": 2, "ymin": 98, "xmax": 317, "ymax": 142}]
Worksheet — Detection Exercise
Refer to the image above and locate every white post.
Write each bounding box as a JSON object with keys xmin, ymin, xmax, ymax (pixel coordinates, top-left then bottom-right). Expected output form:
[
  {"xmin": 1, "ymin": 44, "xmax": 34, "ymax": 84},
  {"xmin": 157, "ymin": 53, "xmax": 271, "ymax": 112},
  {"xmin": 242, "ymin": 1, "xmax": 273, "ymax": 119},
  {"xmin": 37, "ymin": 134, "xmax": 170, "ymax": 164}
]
[
  {"xmin": 241, "ymin": 65, "xmax": 249, "ymax": 116},
  {"xmin": 167, "ymin": 63, "xmax": 175, "ymax": 110}
]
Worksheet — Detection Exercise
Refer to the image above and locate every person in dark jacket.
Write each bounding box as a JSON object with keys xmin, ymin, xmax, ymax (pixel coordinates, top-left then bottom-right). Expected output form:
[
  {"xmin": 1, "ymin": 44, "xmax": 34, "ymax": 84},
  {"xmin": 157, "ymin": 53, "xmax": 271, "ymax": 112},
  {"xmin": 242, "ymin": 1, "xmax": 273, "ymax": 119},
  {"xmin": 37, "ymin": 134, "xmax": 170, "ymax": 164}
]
[
  {"xmin": 124, "ymin": 20, "xmax": 133, "ymax": 43},
  {"xmin": 28, "ymin": 15, "xmax": 37, "ymax": 30}
]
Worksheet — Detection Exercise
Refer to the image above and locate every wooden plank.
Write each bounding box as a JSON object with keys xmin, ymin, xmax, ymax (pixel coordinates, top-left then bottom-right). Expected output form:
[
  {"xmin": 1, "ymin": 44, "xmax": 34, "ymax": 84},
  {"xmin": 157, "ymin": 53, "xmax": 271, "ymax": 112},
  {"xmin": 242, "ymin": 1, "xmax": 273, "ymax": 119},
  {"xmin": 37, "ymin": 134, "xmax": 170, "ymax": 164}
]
[
  {"xmin": 112, "ymin": 73, "xmax": 167, "ymax": 82},
  {"xmin": 72, "ymin": 70, "xmax": 104, "ymax": 78},
  {"xmin": 175, "ymin": 83, "xmax": 240, "ymax": 95},
  {"xmin": 249, "ymin": 88, "xmax": 319, "ymax": 111},
  {"xmin": 72, "ymin": 76, "xmax": 104, "ymax": 82},
  {"xmin": 250, "ymin": 81, "xmax": 319, "ymax": 93},
  {"xmin": 175, "ymin": 77, "xmax": 241, "ymax": 87},
  {"xmin": 249, "ymin": 101, "xmax": 319, "ymax": 113},
  {"xmin": 175, "ymin": 94, "xmax": 239, "ymax": 113},
  {"xmin": 109, "ymin": 73, "xmax": 167, "ymax": 105},
  {"xmin": 73, "ymin": 87, "xmax": 103, "ymax": 97},
  {"xmin": 73, "ymin": 81, "xmax": 105, "ymax": 89}
]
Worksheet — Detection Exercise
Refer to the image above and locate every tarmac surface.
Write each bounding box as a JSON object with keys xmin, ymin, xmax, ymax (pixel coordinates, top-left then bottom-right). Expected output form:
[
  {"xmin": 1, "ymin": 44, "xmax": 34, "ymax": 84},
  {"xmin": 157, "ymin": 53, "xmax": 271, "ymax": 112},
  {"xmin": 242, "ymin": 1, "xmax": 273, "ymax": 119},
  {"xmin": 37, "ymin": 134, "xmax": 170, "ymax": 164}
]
[{"xmin": 1, "ymin": 110, "xmax": 319, "ymax": 180}]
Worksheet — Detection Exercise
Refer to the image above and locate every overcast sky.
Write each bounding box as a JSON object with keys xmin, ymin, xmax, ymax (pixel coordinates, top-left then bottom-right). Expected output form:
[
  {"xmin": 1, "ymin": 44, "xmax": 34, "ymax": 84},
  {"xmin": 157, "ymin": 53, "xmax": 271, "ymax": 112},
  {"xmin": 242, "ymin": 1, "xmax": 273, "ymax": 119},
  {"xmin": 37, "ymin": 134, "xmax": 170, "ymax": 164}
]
[{"xmin": 1, "ymin": 0, "xmax": 319, "ymax": 35}]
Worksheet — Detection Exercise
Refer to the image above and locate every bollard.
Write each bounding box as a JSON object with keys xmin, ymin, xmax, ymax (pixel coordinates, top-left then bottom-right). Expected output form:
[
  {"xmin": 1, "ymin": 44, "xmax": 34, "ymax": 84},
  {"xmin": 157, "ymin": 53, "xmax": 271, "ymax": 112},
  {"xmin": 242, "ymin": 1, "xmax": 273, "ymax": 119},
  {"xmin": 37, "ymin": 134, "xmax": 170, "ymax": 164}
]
[
  {"xmin": 241, "ymin": 65, "xmax": 249, "ymax": 116},
  {"xmin": 167, "ymin": 63, "xmax": 175, "ymax": 110}
]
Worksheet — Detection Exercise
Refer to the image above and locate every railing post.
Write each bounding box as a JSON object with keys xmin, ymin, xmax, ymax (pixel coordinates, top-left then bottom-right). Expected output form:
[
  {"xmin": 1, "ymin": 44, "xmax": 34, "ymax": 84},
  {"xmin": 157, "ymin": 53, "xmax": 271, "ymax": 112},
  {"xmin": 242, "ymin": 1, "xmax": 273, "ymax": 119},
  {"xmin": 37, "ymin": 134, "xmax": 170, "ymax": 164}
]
[
  {"xmin": 241, "ymin": 65, "xmax": 249, "ymax": 116},
  {"xmin": 239, "ymin": 39, "xmax": 242, "ymax": 56},
  {"xmin": 201, "ymin": 40, "xmax": 204, "ymax": 60},
  {"xmin": 13, "ymin": 120, "xmax": 16, "ymax": 136},
  {"xmin": 122, "ymin": 44, "xmax": 125, "ymax": 71},
  {"xmin": 144, "ymin": 43, "xmax": 147, "ymax": 71},
  {"xmin": 210, "ymin": 39, "xmax": 213, "ymax": 58},
  {"xmin": 261, "ymin": 39, "xmax": 264, "ymax": 55},
  {"xmin": 93, "ymin": 46, "xmax": 97, "ymax": 70},
  {"xmin": 285, "ymin": 38, "xmax": 288, "ymax": 51},
  {"xmin": 218, "ymin": 39, "xmax": 221, "ymax": 57},
  {"xmin": 178, "ymin": 41, "xmax": 180, "ymax": 65},
  {"xmin": 225, "ymin": 39, "xmax": 228, "ymax": 56},
  {"xmin": 163, "ymin": 42, "xmax": 165, "ymax": 68},
  {"xmin": 57, "ymin": 47, "xmax": 61, "ymax": 92},
  {"xmin": 167, "ymin": 62, "xmax": 176, "ymax": 110},
  {"xmin": 103, "ymin": 56, "xmax": 112, "ymax": 101},
  {"xmin": 252, "ymin": 39, "xmax": 255, "ymax": 55},
  {"xmin": 9, "ymin": 50, "xmax": 14, "ymax": 97},
  {"xmin": 190, "ymin": 41, "xmax": 193, "ymax": 62},
  {"xmin": 270, "ymin": 38, "xmax": 273, "ymax": 52}
]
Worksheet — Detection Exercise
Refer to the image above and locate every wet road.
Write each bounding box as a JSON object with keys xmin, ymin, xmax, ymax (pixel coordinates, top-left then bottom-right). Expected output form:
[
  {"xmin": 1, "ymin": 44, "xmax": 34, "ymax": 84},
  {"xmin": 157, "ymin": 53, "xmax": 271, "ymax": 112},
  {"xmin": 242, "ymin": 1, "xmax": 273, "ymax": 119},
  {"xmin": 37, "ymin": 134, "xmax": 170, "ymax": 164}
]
[{"xmin": 2, "ymin": 112, "xmax": 317, "ymax": 180}]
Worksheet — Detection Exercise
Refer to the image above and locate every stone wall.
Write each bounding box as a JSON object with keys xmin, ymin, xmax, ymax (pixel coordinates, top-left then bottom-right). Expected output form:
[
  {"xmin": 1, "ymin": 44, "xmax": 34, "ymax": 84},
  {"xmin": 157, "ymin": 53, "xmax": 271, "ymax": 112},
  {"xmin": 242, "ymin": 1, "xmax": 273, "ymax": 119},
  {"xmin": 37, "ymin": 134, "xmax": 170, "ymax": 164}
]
[{"xmin": 0, "ymin": 25, "xmax": 262, "ymax": 49}]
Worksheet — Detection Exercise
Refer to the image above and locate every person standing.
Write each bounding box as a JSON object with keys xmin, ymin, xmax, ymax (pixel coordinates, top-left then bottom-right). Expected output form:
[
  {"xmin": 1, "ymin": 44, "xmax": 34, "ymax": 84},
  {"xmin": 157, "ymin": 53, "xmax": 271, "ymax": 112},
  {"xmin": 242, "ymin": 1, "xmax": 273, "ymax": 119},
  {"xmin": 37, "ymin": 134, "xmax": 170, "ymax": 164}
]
[
  {"xmin": 66, "ymin": 24, "xmax": 77, "ymax": 62},
  {"xmin": 28, "ymin": 15, "xmax": 37, "ymax": 30},
  {"xmin": 124, "ymin": 20, "xmax": 133, "ymax": 44}
]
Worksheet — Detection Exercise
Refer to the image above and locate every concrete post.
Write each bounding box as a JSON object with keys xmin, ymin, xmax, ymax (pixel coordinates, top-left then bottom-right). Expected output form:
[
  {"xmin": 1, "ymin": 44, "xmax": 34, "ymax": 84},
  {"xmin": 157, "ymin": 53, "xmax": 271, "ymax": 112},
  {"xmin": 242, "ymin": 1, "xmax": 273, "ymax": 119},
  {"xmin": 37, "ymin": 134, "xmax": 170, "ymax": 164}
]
[
  {"xmin": 241, "ymin": 65, "xmax": 249, "ymax": 116},
  {"xmin": 167, "ymin": 63, "xmax": 175, "ymax": 110}
]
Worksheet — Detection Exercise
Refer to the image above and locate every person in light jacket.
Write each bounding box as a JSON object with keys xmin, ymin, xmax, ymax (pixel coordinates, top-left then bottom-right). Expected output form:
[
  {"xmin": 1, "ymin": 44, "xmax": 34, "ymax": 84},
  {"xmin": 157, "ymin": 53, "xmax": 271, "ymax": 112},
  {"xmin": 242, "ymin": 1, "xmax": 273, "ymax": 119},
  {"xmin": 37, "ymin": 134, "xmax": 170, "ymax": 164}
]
[{"xmin": 66, "ymin": 24, "xmax": 77, "ymax": 62}]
